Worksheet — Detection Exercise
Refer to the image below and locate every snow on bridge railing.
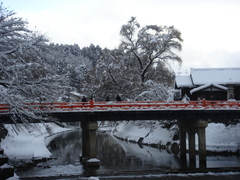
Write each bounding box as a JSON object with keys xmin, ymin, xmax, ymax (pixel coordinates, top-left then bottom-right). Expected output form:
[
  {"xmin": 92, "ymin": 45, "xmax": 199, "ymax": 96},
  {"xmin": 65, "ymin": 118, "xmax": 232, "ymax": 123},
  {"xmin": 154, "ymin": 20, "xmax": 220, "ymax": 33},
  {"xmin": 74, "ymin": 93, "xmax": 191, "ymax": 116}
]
[{"xmin": 0, "ymin": 100, "xmax": 240, "ymax": 113}]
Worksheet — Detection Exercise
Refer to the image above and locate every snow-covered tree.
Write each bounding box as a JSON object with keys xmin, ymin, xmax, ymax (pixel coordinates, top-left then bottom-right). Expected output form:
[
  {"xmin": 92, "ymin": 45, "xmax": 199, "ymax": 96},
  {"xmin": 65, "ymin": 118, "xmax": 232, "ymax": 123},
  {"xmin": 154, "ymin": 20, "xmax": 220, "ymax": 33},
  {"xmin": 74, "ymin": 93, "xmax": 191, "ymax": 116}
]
[
  {"xmin": 81, "ymin": 44, "xmax": 102, "ymax": 67},
  {"xmin": 119, "ymin": 17, "xmax": 182, "ymax": 83},
  {"xmin": 0, "ymin": 4, "xmax": 69, "ymax": 122},
  {"xmin": 78, "ymin": 47, "xmax": 114, "ymax": 100},
  {"xmin": 45, "ymin": 43, "xmax": 94, "ymax": 91},
  {"xmin": 87, "ymin": 17, "xmax": 182, "ymax": 101}
]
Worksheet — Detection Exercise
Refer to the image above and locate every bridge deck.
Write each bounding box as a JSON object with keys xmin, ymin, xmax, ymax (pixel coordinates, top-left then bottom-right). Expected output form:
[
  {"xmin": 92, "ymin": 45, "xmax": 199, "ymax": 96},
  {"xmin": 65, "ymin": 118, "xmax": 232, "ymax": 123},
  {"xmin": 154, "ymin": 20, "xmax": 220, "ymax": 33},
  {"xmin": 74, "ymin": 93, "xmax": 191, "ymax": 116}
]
[
  {"xmin": 0, "ymin": 100, "xmax": 240, "ymax": 122},
  {"xmin": 1, "ymin": 100, "xmax": 240, "ymax": 112}
]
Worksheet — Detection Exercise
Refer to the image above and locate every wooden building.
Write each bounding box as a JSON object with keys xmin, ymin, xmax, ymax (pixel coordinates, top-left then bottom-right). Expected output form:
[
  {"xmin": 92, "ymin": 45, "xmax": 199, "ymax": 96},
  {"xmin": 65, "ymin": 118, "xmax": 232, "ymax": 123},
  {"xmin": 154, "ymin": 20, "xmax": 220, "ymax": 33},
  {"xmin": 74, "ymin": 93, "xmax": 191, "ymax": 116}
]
[{"xmin": 175, "ymin": 68, "xmax": 240, "ymax": 100}]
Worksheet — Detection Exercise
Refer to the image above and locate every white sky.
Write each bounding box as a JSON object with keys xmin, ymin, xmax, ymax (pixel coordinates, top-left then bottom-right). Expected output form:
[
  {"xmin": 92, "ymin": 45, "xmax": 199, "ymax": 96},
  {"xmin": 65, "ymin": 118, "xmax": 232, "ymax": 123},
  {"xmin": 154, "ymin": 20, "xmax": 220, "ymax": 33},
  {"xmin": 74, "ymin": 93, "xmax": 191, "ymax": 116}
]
[{"xmin": 2, "ymin": 0, "xmax": 240, "ymax": 74}]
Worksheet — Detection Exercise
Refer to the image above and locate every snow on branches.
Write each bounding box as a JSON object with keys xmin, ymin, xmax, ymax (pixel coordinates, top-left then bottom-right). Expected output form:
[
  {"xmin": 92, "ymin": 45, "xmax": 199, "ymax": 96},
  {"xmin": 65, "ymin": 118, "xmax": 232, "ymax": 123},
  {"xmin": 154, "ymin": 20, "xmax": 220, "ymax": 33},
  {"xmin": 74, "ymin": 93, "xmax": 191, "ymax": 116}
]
[
  {"xmin": 120, "ymin": 17, "xmax": 182, "ymax": 83},
  {"xmin": 0, "ymin": 4, "xmax": 70, "ymax": 123}
]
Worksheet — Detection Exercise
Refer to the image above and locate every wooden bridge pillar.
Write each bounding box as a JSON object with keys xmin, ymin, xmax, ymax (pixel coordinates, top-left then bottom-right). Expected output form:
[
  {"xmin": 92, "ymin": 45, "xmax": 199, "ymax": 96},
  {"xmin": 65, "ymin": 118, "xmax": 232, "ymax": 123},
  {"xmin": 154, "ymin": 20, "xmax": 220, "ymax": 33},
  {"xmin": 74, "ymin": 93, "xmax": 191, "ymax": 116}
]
[
  {"xmin": 188, "ymin": 128, "xmax": 196, "ymax": 159},
  {"xmin": 81, "ymin": 121, "xmax": 98, "ymax": 159},
  {"xmin": 178, "ymin": 119, "xmax": 208, "ymax": 169},
  {"xmin": 197, "ymin": 126, "xmax": 207, "ymax": 168}
]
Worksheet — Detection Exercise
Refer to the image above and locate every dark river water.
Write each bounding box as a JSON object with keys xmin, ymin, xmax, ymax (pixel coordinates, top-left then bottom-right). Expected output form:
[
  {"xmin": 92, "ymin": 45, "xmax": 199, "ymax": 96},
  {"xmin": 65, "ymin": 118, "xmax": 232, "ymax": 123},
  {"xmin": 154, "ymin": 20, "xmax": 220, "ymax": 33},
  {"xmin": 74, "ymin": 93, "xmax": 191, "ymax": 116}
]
[{"xmin": 17, "ymin": 130, "xmax": 240, "ymax": 179}]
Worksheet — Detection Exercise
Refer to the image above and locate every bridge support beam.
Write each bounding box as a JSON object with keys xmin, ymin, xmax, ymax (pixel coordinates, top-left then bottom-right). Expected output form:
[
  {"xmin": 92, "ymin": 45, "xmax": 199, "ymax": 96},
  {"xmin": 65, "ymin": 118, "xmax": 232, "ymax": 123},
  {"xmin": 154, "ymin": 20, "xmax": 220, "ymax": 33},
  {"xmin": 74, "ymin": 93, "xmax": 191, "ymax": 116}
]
[
  {"xmin": 80, "ymin": 121, "xmax": 99, "ymax": 166},
  {"xmin": 178, "ymin": 119, "xmax": 208, "ymax": 169}
]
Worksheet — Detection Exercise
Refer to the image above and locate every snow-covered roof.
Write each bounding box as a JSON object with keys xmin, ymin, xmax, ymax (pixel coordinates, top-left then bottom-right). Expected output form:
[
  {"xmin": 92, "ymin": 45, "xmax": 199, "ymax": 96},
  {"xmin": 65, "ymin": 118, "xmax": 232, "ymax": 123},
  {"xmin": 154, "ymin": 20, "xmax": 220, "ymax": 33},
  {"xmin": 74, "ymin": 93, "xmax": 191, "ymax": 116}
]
[
  {"xmin": 175, "ymin": 76, "xmax": 194, "ymax": 88},
  {"xmin": 175, "ymin": 68, "xmax": 240, "ymax": 88},
  {"xmin": 191, "ymin": 68, "xmax": 240, "ymax": 85},
  {"xmin": 190, "ymin": 83, "xmax": 228, "ymax": 94}
]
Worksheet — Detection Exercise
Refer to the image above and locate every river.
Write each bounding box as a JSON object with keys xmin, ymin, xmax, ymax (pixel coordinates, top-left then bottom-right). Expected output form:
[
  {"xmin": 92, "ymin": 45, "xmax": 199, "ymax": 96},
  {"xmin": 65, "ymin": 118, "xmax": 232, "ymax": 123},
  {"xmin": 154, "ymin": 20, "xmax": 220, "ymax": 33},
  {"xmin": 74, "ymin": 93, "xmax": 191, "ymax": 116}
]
[{"xmin": 16, "ymin": 130, "xmax": 240, "ymax": 179}]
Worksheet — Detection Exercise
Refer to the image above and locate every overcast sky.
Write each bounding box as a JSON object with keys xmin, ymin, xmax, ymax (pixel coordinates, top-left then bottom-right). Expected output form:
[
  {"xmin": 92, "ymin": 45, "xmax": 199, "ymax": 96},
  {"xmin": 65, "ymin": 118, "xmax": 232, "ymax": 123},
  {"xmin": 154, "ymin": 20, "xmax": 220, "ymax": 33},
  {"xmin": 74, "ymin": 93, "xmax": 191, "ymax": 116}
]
[{"xmin": 2, "ymin": 0, "xmax": 240, "ymax": 74}]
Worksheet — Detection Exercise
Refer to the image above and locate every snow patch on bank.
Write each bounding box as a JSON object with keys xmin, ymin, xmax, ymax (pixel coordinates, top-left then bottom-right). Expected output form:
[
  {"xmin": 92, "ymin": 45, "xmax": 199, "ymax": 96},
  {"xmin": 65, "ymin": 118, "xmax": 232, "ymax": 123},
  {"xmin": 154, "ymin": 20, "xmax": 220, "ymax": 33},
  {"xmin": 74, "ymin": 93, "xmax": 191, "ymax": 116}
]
[
  {"xmin": 101, "ymin": 121, "xmax": 240, "ymax": 153},
  {"xmin": 207, "ymin": 123, "xmax": 240, "ymax": 152},
  {"xmin": 112, "ymin": 120, "xmax": 178, "ymax": 146},
  {"xmin": 1, "ymin": 123, "xmax": 71, "ymax": 159}
]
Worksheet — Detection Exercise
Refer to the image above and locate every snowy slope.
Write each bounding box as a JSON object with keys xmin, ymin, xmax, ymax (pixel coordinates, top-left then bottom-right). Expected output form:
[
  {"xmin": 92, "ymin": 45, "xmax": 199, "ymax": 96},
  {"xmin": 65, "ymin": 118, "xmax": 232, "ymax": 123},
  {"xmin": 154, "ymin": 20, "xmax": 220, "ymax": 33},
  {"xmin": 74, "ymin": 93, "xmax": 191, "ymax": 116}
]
[
  {"xmin": 1, "ymin": 123, "xmax": 71, "ymax": 159},
  {"xmin": 105, "ymin": 121, "xmax": 240, "ymax": 153},
  {"xmin": 207, "ymin": 123, "xmax": 240, "ymax": 152},
  {"xmin": 112, "ymin": 120, "xmax": 178, "ymax": 146}
]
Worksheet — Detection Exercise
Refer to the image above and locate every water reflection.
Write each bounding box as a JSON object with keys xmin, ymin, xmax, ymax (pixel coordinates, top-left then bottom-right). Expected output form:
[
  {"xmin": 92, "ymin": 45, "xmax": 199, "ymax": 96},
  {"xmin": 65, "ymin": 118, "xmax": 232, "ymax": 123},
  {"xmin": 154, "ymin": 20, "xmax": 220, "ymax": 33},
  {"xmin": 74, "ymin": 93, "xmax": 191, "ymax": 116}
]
[
  {"xmin": 47, "ymin": 131, "xmax": 240, "ymax": 171},
  {"xmin": 97, "ymin": 133, "xmax": 180, "ymax": 171},
  {"xmin": 47, "ymin": 131, "xmax": 82, "ymax": 166},
  {"xmin": 207, "ymin": 155, "xmax": 240, "ymax": 168},
  {"xmin": 47, "ymin": 131, "xmax": 181, "ymax": 171},
  {"xmin": 17, "ymin": 130, "xmax": 240, "ymax": 178}
]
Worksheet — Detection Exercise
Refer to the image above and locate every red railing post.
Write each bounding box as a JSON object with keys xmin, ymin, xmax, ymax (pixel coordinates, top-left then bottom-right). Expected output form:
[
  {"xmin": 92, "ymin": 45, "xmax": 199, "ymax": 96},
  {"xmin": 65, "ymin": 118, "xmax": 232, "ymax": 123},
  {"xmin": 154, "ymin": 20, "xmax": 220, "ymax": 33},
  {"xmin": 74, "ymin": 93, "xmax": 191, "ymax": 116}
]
[
  {"xmin": 90, "ymin": 100, "xmax": 94, "ymax": 108},
  {"xmin": 202, "ymin": 99, "xmax": 206, "ymax": 107}
]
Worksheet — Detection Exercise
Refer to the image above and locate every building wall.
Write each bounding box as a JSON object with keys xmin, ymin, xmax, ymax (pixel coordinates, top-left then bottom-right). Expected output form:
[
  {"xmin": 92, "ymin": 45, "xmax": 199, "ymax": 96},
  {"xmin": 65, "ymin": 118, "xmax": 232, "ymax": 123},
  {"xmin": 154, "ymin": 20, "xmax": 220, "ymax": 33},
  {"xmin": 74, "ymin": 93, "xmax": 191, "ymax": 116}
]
[
  {"xmin": 177, "ymin": 87, "xmax": 228, "ymax": 100},
  {"xmin": 190, "ymin": 90, "xmax": 227, "ymax": 100}
]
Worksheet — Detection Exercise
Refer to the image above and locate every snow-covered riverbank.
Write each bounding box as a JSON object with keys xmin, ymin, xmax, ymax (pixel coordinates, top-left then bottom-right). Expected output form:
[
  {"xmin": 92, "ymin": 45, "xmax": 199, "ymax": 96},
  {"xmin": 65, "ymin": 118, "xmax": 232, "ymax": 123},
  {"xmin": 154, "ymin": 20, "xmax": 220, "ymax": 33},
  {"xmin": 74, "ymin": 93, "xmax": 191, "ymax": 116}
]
[
  {"xmin": 1, "ymin": 123, "xmax": 73, "ymax": 160},
  {"xmin": 99, "ymin": 120, "xmax": 240, "ymax": 154},
  {"xmin": 1, "ymin": 121, "xmax": 240, "ymax": 161}
]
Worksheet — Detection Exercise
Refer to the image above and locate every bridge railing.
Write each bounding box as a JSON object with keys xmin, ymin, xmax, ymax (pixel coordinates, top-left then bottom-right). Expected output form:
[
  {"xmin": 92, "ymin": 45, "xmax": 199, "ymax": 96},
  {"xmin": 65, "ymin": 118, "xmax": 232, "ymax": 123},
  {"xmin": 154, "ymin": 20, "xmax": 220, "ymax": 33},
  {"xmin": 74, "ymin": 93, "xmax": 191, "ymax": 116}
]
[{"xmin": 0, "ymin": 100, "xmax": 240, "ymax": 113}]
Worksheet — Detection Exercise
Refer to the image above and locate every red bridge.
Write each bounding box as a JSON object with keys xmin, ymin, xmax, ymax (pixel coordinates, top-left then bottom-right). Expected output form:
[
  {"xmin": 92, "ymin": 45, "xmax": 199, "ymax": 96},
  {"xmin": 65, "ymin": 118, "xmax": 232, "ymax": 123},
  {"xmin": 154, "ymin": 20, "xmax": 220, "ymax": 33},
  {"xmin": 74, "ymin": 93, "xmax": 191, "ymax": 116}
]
[
  {"xmin": 1, "ymin": 100, "xmax": 240, "ymax": 113},
  {"xmin": 1, "ymin": 100, "xmax": 240, "ymax": 169},
  {"xmin": 0, "ymin": 100, "xmax": 240, "ymax": 122}
]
